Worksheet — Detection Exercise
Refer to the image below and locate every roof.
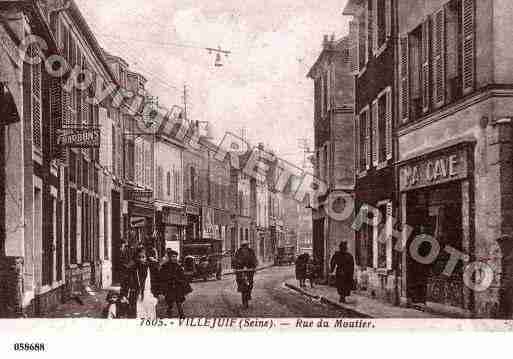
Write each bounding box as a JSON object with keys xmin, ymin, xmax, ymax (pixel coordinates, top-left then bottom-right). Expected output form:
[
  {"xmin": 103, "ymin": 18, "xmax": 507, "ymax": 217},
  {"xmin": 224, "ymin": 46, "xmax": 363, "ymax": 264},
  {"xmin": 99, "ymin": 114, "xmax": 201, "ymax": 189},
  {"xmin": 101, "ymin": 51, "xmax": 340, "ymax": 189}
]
[
  {"xmin": 342, "ymin": 0, "xmax": 365, "ymax": 15},
  {"xmin": 66, "ymin": 0, "xmax": 119, "ymax": 85},
  {"xmin": 306, "ymin": 35, "xmax": 349, "ymax": 79}
]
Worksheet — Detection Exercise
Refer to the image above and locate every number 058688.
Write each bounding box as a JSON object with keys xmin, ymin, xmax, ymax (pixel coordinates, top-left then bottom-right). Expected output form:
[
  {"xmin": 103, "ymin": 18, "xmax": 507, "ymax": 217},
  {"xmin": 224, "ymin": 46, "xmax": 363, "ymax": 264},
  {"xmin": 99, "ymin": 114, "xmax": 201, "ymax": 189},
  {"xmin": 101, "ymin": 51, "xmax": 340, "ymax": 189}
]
[{"xmin": 13, "ymin": 343, "xmax": 46, "ymax": 352}]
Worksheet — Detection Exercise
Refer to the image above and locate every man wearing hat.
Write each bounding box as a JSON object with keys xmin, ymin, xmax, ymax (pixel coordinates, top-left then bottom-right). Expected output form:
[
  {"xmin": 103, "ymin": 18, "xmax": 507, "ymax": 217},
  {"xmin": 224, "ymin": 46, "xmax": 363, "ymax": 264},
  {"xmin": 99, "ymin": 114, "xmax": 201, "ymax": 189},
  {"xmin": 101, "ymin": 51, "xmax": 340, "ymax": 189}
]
[
  {"xmin": 233, "ymin": 239, "xmax": 258, "ymax": 307},
  {"xmin": 159, "ymin": 249, "xmax": 192, "ymax": 318},
  {"xmin": 330, "ymin": 242, "xmax": 355, "ymax": 303}
]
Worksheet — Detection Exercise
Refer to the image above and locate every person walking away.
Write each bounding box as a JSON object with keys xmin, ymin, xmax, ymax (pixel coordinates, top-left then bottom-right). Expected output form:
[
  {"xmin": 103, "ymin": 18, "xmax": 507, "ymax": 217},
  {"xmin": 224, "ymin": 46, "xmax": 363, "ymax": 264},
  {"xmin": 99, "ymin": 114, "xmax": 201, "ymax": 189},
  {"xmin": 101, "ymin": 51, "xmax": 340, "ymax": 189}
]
[
  {"xmin": 233, "ymin": 239, "xmax": 258, "ymax": 308},
  {"xmin": 305, "ymin": 256, "xmax": 316, "ymax": 289},
  {"xmin": 330, "ymin": 242, "xmax": 355, "ymax": 303},
  {"xmin": 159, "ymin": 249, "xmax": 192, "ymax": 318},
  {"xmin": 295, "ymin": 253, "xmax": 308, "ymax": 288},
  {"xmin": 120, "ymin": 247, "xmax": 158, "ymax": 319}
]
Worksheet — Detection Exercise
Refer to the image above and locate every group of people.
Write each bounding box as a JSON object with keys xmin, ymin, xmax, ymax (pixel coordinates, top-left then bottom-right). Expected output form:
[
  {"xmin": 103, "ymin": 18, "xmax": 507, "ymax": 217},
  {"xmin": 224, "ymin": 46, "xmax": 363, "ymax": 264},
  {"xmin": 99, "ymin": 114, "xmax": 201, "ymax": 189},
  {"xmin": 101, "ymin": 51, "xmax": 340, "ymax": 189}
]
[
  {"xmin": 295, "ymin": 242, "xmax": 355, "ymax": 303},
  {"xmin": 104, "ymin": 243, "xmax": 192, "ymax": 319}
]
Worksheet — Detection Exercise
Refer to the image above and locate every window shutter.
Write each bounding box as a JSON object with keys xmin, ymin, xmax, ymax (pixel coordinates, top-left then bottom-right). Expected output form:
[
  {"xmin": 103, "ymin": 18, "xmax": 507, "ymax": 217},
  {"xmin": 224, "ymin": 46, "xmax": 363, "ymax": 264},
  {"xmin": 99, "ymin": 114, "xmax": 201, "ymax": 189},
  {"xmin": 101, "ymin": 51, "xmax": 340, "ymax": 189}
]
[
  {"xmin": 400, "ymin": 37, "xmax": 409, "ymax": 123},
  {"xmin": 327, "ymin": 68, "xmax": 331, "ymax": 111},
  {"xmin": 366, "ymin": 1, "xmax": 372, "ymax": 61},
  {"xmin": 385, "ymin": 88, "xmax": 393, "ymax": 160},
  {"xmin": 365, "ymin": 109, "xmax": 371, "ymax": 170},
  {"xmin": 386, "ymin": 200, "xmax": 393, "ymax": 270},
  {"xmin": 50, "ymin": 77, "xmax": 63, "ymax": 159},
  {"xmin": 432, "ymin": 8, "xmax": 445, "ymax": 108},
  {"xmin": 355, "ymin": 114, "xmax": 360, "ymax": 172},
  {"xmin": 31, "ymin": 46, "xmax": 42, "ymax": 149},
  {"xmin": 462, "ymin": 0, "xmax": 475, "ymax": 94},
  {"xmin": 421, "ymin": 19, "xmax": 431, "ymax": 113},
  {"xmin": 372, "ymin": 100, "xmax": 379, "ymax": 166},
  {"xmin": 372, "ymin": 0, "xmax": 378, "ymax": 53},
  {"xmin": 385, "ymin": 0, "xmax": 392, "ymax": 38}
]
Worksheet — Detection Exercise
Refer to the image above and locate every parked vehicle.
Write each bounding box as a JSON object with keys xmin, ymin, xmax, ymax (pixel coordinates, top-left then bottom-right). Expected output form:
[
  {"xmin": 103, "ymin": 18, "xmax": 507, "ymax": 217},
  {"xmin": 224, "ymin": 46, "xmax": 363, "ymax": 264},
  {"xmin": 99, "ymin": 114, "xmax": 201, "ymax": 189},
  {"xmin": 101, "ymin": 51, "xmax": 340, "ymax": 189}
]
[
  {"xmin": 274, "ymin": 246, "xmax": 296, "ymax": 266},
  {"xmin": 181, "ymin": 241, "xmax": 223, "ymax": 281}
]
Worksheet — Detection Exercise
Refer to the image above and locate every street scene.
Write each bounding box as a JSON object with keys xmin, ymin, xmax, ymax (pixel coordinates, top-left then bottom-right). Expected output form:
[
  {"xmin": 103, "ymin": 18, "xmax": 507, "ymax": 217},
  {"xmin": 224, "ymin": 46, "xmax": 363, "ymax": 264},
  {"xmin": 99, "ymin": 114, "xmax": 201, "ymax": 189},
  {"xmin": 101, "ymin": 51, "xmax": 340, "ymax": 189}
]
[{"xmin": 1, "ymin": 0, "xmax": 513, "ymax": 323}]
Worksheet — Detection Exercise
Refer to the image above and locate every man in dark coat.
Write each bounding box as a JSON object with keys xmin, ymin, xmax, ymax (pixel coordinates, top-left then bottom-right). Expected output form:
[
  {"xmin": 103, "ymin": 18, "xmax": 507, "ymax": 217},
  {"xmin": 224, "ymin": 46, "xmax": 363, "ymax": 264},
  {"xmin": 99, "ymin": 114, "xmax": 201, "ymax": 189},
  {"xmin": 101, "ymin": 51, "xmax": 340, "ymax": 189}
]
[
  {"xmin": 295, "ymin": 253, "xmax": 309, "ymax": 288},
  {"xmin": 233, "ymin": 239, "xmax": 258, "ymax": 302},
  {"xmin": 330, "ymin": 242, "xmax": 355, "ymax": 303},
  {"xmin": 159, "ymin": 249, "xmax": 191, "ymax": 318}
]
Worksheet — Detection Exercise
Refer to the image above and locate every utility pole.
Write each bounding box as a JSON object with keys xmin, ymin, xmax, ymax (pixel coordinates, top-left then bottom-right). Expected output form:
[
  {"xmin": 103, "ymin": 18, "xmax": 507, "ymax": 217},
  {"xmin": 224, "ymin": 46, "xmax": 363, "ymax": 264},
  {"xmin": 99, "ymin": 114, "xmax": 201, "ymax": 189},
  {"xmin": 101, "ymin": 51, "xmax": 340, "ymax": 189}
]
[{"xmin": 183, "ymin": 84, "xmax": 188, "ymax": 121}]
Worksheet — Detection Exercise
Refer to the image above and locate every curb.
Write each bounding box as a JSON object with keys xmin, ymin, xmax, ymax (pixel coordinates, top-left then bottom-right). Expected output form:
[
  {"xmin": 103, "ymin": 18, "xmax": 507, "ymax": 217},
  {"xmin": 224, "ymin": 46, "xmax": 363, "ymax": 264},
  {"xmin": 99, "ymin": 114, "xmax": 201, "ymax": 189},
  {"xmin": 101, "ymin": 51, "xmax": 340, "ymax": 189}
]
[
  {"xmin": 284, "ymin": 283, "xmax": 372, "ymax": 318},
  {"xmin": 223, "ymin": 264, "xmax": 275, "ymax": 276}
]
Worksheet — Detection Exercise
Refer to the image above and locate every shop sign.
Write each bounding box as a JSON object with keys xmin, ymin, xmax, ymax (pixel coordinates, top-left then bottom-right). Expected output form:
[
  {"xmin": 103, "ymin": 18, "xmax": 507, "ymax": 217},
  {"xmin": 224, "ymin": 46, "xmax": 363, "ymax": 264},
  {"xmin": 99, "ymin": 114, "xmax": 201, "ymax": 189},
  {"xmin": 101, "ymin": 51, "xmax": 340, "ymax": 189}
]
[
  {"xmin": 163, "ymin": 209, "xmax": 187, "ymax": 226},
  {"xmin": 186, "ymin": 205, "xmax": 200, "ymax": 216},
  {"xmin": 399, "ymin": 148, "xmax": 469, "ymax": 191},
  {"xmin": 57, "ymin": 127, "xmax": 100, "ymax": 148},
  {"xmin": 202, "ymin": 207, "xmax": 214, "ymax": 239},
  {"xmin": 127, "ymin": 189, "xmax": 153, "ymax": 203}
]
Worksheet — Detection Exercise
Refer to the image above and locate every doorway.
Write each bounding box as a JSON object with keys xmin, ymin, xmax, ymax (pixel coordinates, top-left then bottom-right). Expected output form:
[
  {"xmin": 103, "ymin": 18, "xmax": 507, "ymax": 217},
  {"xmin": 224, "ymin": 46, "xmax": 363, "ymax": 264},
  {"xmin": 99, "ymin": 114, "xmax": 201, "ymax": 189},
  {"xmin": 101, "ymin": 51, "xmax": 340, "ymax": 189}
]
[
  {"xmin": 406, "ymin": 182, "xmax": 464, "ymax": 307},
  {"xmin": 111, "ymin": 190, "xmax": 121, "ymax": 285}
]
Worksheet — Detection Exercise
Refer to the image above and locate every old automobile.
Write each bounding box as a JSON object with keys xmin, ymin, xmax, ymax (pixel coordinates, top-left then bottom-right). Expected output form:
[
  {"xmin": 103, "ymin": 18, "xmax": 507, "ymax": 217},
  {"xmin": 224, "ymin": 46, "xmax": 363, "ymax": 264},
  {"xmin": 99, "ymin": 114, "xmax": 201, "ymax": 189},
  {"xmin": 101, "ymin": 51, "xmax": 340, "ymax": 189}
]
[
  {"xmin": 181, "ymin": 240, "xmax": 223, "ymax": 281},
  {"xmin": 274, "ymin": 245, "xmax": 296, "ymax": 266}
]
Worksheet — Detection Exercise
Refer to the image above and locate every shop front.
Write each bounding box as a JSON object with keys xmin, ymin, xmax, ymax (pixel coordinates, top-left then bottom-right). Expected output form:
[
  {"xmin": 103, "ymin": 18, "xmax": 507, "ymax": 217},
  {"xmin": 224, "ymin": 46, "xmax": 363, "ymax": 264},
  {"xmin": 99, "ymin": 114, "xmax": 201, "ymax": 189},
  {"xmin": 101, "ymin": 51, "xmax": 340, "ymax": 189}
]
[
  {"xmin": 399, "ymin": 143, "xmax": 474, "ymax": 313},
  {"xmin": 156, "ymin": 206, "xmax": 186, "ymax": 257},
  {"xmin": 125, "ymin": 188, "xmax": 155, "ymax": 249},
  {"xmin": 185, "ymin": 205, "xmax": 200, "ymax": 241}
]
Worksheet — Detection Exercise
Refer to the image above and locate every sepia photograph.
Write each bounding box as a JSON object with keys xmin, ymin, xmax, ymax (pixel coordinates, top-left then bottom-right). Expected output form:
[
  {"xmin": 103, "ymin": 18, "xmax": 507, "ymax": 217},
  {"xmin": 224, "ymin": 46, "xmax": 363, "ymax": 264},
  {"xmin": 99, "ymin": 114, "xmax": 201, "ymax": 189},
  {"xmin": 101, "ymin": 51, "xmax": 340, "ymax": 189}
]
[{"xmin": 1, "ymin": 1, "xmax": 513, "ymax": 350}]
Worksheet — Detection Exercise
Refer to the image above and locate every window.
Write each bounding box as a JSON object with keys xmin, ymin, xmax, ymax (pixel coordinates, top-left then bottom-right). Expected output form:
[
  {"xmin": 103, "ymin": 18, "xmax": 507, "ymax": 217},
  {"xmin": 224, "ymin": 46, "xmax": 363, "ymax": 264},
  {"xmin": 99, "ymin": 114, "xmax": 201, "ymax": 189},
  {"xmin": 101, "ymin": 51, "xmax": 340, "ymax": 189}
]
[
  {"xmin": 372, "ymin": 87, "xmax": 392, "ymax": 166},
  {"xmin": 167, "ymin": 171, "xmax": 171, "ymax": 197},
  {"xmin": 190, "ymin": 167, "xmax": 196, "ymax": 200},
  {"xmin": 400, "ymin": 0, "xmax": 475, "ymax": 124},
  {"xmin": 104, "ymin": 201, "xmax": 109, "ymax": 260},
  {"xmin": 357, "ymin": 106, "xmax": 370, "ymax": 173},
  {"xmin": 31, "ymin": 46, "xmax": 42, "ymax": 151},
  {"xmin": 358, "ymin": 9, "xmax": 367, "ymax": 71}
]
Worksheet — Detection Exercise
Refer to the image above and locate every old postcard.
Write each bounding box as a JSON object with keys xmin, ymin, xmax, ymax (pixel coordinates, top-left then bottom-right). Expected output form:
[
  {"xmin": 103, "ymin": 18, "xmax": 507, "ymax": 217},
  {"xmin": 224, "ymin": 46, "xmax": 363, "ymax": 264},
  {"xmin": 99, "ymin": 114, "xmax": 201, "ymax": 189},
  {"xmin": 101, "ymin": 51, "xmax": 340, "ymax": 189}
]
[{"xmin": 1, "ymin": 0, "xmax": 513, "ymax": 352}]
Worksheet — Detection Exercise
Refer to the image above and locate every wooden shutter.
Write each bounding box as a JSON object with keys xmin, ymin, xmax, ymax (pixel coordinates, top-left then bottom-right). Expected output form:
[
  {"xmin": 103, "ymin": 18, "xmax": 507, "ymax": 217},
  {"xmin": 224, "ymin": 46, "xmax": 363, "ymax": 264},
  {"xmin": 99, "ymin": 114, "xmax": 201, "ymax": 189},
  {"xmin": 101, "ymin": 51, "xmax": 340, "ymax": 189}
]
[
  {"xmin": 327, "ymin": 68, "xmax": 331, "ymax": 111},
  {"xmin": 355, "ymin": 114, "xmax": 360, "ymax": 172},
  {"xmin": 462, "ymin": 0, "xmax": 475, "ymax": 94},
  {"xmin": 432, "ymin": 8, "xmax": 445, "ymax": 108},
  {"xmin": 421, "ymin": 19, "xmax": 431, "ymax": 112},
  {"xmin": 365, "ymin": 108, "xmax": 371, "ymax": 170},
  {"xmin": 50, "ymin": 77, "xmax": 63, "ymax": 159},
  {"xmin": 372, "ymin": 0, "xmax": 378, "ymax": 53},
  {"xmin": 31, "ymin": 46, "xmax": 42, "ymax": 149},
  {"xmin": 399, "ymin": 37, "xmax": 409, "ymax": 123},
  {"xmin": 386, "ymin": 200, "xmax": 393, "ymax": 270},
  {"xmin": 372, "ymin": 100, "xmax": 379, "ymax": 166},
  {"xmin": 366, "ymin": 1, "xmax": 372, "ymax": 61},
  {"xmin": 385, "ymin": 0, "xmax": 392, "ymax": 38},
  {"xmin": 385, "ymin": 88, "xmax": 393, "ymax": 160}
]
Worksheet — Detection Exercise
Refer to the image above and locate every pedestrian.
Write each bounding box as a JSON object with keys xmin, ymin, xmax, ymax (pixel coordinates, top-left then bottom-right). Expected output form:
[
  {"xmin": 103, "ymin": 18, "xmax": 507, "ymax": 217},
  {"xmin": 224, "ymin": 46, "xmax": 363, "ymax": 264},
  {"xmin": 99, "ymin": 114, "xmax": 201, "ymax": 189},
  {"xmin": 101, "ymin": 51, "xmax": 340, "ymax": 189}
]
[
  {"xmin": 120, "ymin": 246, "xmax": 159, "ymax": 319},
  {"xmin": 146, "ymin": 241, "xmax": 160, "ymax": 296},
  {"xmin": 295, "ymin": 253, "xmax": 308, "ymax": 288},
  {"xmin": 330, "ymin": 242, "xmax": 355, "ymax": 303},
  {"xmin": 102, "ymin": 289, "xmax": 122, "ymax": 319},
  {"xmin": 159, "ymin": 249, "xmax": 192, "ymax": 318},
  {"xmin": 305, "ymin": 256, "xmax": 316, "ymax": 289},
  {"xmin": 233, "ymin": 239, "xmax": 258, "ymax": 308}
]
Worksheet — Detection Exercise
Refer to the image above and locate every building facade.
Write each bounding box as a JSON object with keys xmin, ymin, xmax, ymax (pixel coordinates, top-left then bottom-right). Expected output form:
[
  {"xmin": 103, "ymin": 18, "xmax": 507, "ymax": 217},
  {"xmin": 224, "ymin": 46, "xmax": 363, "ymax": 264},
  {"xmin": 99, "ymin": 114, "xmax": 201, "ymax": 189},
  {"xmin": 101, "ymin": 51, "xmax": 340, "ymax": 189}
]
[
  {"xmin": 396, "ymin": 0, "xmax": 513, "ymax": 318},
  {"xmin": 307, "ymin": 34, "xmax": 357, "ymax": 278}
]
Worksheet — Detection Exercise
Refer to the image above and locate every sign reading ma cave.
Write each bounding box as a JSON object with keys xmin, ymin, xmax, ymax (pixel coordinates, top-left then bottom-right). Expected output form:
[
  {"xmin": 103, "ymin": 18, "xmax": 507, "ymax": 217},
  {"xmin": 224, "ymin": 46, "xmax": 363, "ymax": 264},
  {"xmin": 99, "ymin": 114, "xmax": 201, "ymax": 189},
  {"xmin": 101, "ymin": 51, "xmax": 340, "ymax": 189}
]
[{"xmin": 399, "ymin": 148, "xmax": 469, "ymax": 191}]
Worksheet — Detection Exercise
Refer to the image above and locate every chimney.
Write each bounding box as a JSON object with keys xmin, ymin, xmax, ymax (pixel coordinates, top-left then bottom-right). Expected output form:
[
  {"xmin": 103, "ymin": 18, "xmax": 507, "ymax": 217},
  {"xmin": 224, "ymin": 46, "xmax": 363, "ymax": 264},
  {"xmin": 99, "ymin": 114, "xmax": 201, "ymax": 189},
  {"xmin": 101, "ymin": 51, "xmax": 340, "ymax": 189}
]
[{"xmin": 323, "ymin": 34, "xmax": 329, "ymax": 49}]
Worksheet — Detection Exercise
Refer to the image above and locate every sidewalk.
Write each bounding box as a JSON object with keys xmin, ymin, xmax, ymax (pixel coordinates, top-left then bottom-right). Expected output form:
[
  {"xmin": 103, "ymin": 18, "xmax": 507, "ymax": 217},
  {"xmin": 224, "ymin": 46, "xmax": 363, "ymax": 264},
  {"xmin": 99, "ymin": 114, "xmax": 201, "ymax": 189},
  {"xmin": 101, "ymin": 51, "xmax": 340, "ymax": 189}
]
[
  {"xmin": 47, "ymin": 287, "xmax": 110, "ymax": 318},
  {"xmin": 285, "ymin": 282, "xmax": 441, "ymax": 318}
]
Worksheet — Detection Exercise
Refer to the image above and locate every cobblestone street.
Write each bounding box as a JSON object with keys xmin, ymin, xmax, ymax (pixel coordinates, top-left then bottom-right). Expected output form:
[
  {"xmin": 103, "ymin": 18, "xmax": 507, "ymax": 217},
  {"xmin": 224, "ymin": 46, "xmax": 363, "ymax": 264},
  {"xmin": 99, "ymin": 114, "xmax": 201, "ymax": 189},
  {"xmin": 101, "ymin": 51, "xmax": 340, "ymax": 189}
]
[{"xmin": 47, "ymin": 267, "xmax": 361, "ymax": 318}]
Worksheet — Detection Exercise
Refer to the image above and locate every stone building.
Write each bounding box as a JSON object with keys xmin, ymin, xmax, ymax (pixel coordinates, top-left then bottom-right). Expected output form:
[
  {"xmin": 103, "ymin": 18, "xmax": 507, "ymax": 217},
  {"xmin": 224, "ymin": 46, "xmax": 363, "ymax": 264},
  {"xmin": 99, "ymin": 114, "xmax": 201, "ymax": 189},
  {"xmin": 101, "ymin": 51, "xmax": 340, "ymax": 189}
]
[
  {"xmin": 307, "ymin": 34, "xmax": 356, "ymax": 278},
  {"xmin": 395, "ymin": 0, "xmax": 513, "ymax": 318},
  {"xmin": 0, "ymin": 0, "xmax": 62, "ymax": 317}
]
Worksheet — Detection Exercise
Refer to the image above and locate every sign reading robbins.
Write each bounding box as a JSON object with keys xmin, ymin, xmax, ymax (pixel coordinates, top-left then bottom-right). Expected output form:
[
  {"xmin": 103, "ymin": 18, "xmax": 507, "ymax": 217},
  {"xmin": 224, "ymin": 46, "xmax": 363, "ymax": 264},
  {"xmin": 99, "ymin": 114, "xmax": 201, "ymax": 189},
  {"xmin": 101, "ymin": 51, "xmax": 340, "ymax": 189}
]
[{"xmin": 57, "ymin": 127, "xmax": 101, "ymax": 148}]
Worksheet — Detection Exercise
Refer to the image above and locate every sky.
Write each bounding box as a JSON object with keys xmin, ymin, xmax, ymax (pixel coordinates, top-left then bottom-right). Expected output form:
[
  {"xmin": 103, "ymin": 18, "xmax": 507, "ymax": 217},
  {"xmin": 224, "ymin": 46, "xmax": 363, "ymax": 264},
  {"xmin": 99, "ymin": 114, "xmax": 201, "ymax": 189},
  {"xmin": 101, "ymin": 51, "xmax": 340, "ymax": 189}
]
[{"xmin": 75, "ymin": 0, "xmax": 350, "ymax": 167}]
